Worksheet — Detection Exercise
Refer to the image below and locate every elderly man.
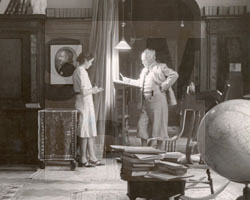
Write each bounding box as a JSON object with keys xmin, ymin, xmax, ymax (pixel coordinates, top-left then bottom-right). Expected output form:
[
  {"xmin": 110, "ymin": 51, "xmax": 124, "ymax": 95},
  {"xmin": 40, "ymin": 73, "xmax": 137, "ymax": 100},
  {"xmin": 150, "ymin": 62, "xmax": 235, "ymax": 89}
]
[{"xmin": 123, "ymin": 49, "xmax": 178, "ymax": 149}]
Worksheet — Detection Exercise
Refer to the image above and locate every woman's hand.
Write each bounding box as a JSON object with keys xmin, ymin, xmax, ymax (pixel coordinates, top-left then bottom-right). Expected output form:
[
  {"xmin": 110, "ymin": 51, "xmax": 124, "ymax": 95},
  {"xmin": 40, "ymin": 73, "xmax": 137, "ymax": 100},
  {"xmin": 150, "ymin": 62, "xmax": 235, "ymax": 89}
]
[{"xmin": 92, "ymin": 86, "xmax": 104, "ymax": 94}]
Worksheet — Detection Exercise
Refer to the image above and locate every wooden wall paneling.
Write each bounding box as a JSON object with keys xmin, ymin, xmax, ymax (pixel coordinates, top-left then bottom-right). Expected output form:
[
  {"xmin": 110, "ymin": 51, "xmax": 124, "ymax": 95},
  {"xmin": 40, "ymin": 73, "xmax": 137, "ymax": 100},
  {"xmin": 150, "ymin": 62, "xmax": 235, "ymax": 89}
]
[
  {"xmin": 205, "ymin": 16, "xmax": 248, "ymax": 92},
  {"xmin": 45, "ymin": 19, "xmax": 92, "ymax": 108},
  {"xmin": 208, "ymin": 34, "xmax": 218, "ymax": 90},
  {"xmin": 30, "ymin": 34, "xmax": 38, "ymax": 102}
]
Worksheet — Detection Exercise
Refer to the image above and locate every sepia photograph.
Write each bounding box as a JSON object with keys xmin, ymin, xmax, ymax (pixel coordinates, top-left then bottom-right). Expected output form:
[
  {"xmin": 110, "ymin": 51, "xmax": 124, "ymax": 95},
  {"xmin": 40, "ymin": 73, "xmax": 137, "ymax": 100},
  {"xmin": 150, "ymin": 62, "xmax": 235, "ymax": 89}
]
[{"xmin": 0, "ymin": 0, "xmax": 250, "ymax": 200}]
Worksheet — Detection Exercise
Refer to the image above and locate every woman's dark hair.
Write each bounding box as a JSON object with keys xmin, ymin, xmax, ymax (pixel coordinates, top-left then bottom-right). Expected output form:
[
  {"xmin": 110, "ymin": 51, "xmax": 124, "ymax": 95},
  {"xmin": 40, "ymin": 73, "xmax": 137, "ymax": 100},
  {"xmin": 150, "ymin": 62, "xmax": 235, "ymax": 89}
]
[{"xmin": 76, "ymin": 52, "xmax": 93, "ymax": 64}]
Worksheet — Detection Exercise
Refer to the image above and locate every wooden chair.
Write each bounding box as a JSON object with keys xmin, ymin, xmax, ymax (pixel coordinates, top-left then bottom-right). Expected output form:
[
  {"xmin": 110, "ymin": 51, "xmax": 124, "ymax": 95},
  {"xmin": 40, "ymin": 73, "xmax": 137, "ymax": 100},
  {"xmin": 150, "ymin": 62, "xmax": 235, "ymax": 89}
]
[
  {"xmin": 124, "ymin": 101, "xmax": 190, "ymax": 152},
  {"xmin": 170, "ymin": 85, "xmax": 230, "ymax": 200},
  {"xmin": 147, "ymin": 108, "xmax": 196, "ymax": 152},
  {"xmin": 196, "ymin": 83, "xmax": 231, "ymax": 112},
  {"xmin": 177, "ymin": 107, "xmax": 230, "ymax": 200}
]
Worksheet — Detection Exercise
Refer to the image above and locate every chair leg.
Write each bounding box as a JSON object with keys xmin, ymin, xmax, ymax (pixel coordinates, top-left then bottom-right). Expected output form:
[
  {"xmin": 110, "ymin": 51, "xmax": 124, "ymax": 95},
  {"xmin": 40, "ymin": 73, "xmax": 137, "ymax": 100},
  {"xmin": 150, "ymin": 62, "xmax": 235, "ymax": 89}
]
[{"xmin": 206, "ymin": 168, "xmax": 214, "ymax": 194}]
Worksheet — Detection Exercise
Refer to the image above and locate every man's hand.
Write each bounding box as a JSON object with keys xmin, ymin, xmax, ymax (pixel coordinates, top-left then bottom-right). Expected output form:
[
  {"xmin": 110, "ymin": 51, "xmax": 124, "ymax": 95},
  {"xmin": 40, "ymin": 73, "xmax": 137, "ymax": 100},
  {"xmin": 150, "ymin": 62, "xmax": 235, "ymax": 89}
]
[
  {"xmin": 122, "ymin": 77, "xmax": 130, "ymax": 83},
  {"xmin": 161, "ymin": 82, "xmax": 169, "ymax": 91}
]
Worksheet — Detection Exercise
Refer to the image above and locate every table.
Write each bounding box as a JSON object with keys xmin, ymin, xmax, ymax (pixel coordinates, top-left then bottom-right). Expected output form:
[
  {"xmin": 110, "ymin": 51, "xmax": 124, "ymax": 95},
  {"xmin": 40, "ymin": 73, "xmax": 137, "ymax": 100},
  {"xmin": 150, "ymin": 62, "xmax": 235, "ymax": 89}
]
[
  {"xmin": 121, "ymin": 174, "xmax": 185, "ymax": 200},
  {"xmin": 38, "ymin": 109, "xmax": 78, "ymax": 170}
]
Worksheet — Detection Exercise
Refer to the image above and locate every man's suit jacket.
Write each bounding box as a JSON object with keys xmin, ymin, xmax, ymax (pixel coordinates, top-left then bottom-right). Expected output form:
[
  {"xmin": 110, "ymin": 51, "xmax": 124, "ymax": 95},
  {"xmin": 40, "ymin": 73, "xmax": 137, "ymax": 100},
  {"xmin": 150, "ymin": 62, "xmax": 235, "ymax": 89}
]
[
  {"xmin": 139, "ymin": 62, "xmax": 178, "ymax": 105},
  {"xmin": 59, "ymin": 62, "xmax": 75, "ymax": 77}
]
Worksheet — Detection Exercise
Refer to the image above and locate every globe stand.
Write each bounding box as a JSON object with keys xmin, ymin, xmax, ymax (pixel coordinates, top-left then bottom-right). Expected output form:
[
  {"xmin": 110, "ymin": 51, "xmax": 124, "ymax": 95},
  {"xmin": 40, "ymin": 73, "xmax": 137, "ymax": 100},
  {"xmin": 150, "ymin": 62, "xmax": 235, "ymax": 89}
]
[{"xmin": 236, "ymin": 184, "xmax": 250, "ymax": 200}]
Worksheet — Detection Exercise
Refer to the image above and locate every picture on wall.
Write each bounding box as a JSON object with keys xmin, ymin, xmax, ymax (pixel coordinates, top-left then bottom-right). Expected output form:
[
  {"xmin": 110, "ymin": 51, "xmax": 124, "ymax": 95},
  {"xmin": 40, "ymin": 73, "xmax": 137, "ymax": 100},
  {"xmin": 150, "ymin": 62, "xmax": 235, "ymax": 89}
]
[{"xmin": 50, "ymin": 44, "xmax": 82, "ymax": 84}]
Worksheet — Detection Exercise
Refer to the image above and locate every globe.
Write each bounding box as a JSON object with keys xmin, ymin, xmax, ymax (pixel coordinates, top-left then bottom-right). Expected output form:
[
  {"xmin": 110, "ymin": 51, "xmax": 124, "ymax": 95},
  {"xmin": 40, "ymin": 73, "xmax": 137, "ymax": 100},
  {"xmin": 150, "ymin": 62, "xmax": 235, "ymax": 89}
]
[{"xmin": 197, "ymin": 99, "xmax": 250, "ymax": 184}]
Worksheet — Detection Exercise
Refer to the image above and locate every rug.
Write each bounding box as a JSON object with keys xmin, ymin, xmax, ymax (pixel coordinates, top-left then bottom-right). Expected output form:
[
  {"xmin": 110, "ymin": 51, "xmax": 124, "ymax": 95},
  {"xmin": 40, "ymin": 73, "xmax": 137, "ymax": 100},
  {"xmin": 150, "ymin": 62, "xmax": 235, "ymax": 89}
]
[
  {"xmin": 30, "ymin": 159, "xmax": 121, "ymax": 182},
  {"xmin": 70, "ymin": 189, "xmax": 237, "ymax": 200},
  {"xmin": 0, "ymin": 184, "xmax": 24, "ymax": 200},
  {"xmin": 184, "ymin": 187, "xmax": 236, "ymax": 200},
  {"xmin": 70, "ymin": 189, "xmax": 129, "ymax": 200}
]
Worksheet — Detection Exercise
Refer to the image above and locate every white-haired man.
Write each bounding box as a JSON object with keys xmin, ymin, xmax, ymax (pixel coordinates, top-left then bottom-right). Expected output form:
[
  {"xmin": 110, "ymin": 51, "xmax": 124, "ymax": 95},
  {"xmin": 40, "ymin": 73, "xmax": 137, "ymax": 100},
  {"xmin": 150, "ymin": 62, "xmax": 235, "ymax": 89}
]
[{"xmin": 123, "ymin": 49, "xmax": 178, "ymax": 149}]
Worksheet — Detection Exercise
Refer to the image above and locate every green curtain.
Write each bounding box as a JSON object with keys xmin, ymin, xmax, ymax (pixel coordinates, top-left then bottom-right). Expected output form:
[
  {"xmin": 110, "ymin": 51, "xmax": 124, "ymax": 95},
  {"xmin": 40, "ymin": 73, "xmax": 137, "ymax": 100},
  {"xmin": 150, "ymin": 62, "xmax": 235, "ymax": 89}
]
[{"xmin": 89, "ymin": 0, "xmax": 119, "ymax": 158}]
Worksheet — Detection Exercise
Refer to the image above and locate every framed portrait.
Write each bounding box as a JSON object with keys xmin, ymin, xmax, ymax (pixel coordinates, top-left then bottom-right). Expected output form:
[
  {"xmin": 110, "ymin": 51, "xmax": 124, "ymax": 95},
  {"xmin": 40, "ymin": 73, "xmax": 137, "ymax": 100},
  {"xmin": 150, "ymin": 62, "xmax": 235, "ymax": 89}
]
[{"xmin": 50, "ymin": 44, "xmax": 82, "ymax": 84}]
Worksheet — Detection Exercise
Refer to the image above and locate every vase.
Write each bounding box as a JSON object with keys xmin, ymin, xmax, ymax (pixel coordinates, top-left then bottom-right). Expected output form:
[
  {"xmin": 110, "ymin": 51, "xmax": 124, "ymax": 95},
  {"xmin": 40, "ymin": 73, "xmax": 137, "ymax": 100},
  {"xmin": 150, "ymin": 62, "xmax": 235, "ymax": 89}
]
[{"xmin": 30, "ymin": 0, "xmax": 47, "ymax": 15}]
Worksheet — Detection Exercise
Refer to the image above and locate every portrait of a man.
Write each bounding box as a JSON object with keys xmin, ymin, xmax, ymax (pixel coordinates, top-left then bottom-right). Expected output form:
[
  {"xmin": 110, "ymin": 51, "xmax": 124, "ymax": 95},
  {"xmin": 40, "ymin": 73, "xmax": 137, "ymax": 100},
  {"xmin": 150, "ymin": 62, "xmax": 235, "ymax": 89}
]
[
  {"xmin": 55, "ymin": 48, "xmax": 76, "ymax": 77},
  {"xmin": 50, "ymin": 44, "xmax": 82, "ymax": 85}
]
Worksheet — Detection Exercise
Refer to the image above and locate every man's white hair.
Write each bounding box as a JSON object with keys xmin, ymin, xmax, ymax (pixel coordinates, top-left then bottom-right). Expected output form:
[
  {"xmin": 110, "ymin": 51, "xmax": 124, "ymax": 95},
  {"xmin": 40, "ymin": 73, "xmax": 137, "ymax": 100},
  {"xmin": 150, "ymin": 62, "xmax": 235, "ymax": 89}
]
[{"xmin": 141, "ymin": 49, "xmax": 156, "ymax": 61}]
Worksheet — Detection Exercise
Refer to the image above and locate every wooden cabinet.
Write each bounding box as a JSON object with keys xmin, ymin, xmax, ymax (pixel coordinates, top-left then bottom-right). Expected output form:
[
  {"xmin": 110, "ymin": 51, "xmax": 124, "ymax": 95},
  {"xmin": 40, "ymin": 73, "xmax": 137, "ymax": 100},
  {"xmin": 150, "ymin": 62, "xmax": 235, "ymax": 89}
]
[
  {"xmin": 38, "ymin": 109, "xmax": 77, "ymax": 170},
  {"xmin": 0, "ymin": 15, "xmax": 45, "ymax": 164}
]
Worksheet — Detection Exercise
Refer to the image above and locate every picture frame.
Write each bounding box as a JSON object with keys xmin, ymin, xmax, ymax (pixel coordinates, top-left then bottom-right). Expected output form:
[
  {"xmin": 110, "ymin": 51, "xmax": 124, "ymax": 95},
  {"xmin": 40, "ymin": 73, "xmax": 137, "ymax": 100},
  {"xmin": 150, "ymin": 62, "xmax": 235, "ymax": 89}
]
[{"xmin": 50, "ymin": 44, "xmax": 82, "ymax": 84}]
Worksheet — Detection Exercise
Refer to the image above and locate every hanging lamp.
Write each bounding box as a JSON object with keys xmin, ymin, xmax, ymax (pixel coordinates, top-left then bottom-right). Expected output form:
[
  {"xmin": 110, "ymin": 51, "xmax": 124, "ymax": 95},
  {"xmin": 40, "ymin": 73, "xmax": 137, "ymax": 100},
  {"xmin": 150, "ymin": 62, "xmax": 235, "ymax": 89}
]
[
  {"xmin": 180, "ymin": 20, "xmax": 185, "ymax": 27},
  {"xmin": 115, "ymin": 0, "xmax": 131, "ymax": 50}
]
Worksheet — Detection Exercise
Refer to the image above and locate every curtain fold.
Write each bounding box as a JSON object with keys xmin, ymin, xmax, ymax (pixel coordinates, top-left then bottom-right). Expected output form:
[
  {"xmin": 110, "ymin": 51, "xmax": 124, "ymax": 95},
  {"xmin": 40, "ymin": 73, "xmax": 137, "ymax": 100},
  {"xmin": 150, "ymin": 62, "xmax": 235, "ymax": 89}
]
[{"xmin": 89, "ymin": 0, "xmax": 119, "ymax": 158}]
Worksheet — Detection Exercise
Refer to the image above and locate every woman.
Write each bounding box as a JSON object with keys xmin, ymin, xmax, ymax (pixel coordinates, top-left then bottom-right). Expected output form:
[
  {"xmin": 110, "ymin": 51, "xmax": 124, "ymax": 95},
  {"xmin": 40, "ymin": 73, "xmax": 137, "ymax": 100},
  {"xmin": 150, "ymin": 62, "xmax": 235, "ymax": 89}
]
[{"xmin": 72, "ymin": 52, "xmax": 104, "ymax": 167}]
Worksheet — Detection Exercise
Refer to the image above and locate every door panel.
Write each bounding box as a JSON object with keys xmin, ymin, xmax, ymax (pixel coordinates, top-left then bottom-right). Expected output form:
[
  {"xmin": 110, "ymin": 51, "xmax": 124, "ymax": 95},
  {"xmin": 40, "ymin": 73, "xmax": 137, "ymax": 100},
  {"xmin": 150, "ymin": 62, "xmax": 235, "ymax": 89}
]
[
  {"xmin": 0, "ymin": 39, "xmax": 22, "ymax": 98},
  {"xmin": 0, "ymin": 32, "xmax": 36, "ymax": 164},
  {"xmin": 0, "ymin": 33, "xmax": 30, "ymax": 109}
]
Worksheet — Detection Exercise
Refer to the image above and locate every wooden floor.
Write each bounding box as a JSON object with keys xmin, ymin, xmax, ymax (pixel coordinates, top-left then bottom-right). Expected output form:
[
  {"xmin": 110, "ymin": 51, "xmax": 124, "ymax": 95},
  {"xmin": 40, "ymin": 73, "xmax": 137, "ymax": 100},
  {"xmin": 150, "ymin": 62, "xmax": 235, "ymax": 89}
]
[{"xmin": 0, "ymin": 158, "xmax": 245, "ymax": 200}]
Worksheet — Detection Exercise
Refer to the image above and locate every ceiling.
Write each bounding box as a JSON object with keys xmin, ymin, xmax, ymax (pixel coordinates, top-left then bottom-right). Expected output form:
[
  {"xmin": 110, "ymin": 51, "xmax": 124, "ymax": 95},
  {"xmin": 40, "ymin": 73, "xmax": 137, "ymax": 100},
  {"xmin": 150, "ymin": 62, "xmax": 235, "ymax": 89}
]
[{"xmin": 122, "ymin": 0, "xmax": 200, "ymax": 21}]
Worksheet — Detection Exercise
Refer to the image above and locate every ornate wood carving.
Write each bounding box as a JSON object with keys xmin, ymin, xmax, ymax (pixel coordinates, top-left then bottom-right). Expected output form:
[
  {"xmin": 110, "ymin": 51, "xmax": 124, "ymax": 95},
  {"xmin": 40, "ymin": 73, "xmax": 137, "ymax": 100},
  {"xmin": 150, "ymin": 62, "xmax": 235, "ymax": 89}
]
[
  {"xmin": 205, "ymin": 16, "xmax": 248, "ymax": 91},
  {"xmin": 31, "ymin": 34, "xmax": 38, "ymax": 102},
  {"xmin": 208, "ymin": 34, "xmax": 218, "ymax": 90}
]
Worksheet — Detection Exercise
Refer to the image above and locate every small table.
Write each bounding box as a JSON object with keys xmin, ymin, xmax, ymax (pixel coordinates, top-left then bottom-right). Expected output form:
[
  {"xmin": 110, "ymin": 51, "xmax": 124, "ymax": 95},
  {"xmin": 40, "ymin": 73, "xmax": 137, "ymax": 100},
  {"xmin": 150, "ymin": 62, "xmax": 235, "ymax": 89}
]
[{"xmin": 121, "ymin": 174, "xmax": 186, "ymax": 200}]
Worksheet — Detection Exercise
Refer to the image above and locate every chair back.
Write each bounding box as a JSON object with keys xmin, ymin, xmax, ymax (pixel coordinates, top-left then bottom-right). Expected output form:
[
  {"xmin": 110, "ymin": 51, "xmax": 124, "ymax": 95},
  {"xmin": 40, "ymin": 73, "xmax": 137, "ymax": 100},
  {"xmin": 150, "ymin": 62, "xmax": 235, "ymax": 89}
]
[
  {"xmin": 185, "ymin": 109, "xmax": 205, "ymax": 164},
  {"xmin": 219, "ymin": 83, "xmax": 231, "ymax": 103},
  {"xmin": 165, "ymin": 109, "xmax": 196, "ymax": 152}
]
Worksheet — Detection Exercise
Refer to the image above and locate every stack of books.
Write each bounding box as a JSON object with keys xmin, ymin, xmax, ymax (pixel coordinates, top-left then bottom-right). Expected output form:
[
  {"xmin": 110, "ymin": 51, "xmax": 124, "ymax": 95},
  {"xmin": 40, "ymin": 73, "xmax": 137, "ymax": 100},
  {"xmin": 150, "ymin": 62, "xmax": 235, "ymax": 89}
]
[
  {"xmin": 118, "ymin": 147, "xmax": 165, "ymax": 179},
  {"xmin": 146, "ymin": 160, "xmax": 193, "ymax": 181},
  {"xmin": 154, "ymin": 160, "xmax": 187, "ymax": 176}
]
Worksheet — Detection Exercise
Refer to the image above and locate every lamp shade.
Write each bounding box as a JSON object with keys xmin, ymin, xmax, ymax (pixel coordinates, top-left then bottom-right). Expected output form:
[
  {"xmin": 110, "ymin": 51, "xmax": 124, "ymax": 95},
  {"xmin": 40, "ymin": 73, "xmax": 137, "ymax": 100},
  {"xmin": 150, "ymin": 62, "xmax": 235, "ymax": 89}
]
[{"xmin": 115, "ymin": 39, "xmax": 131, "ymax": 50}]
